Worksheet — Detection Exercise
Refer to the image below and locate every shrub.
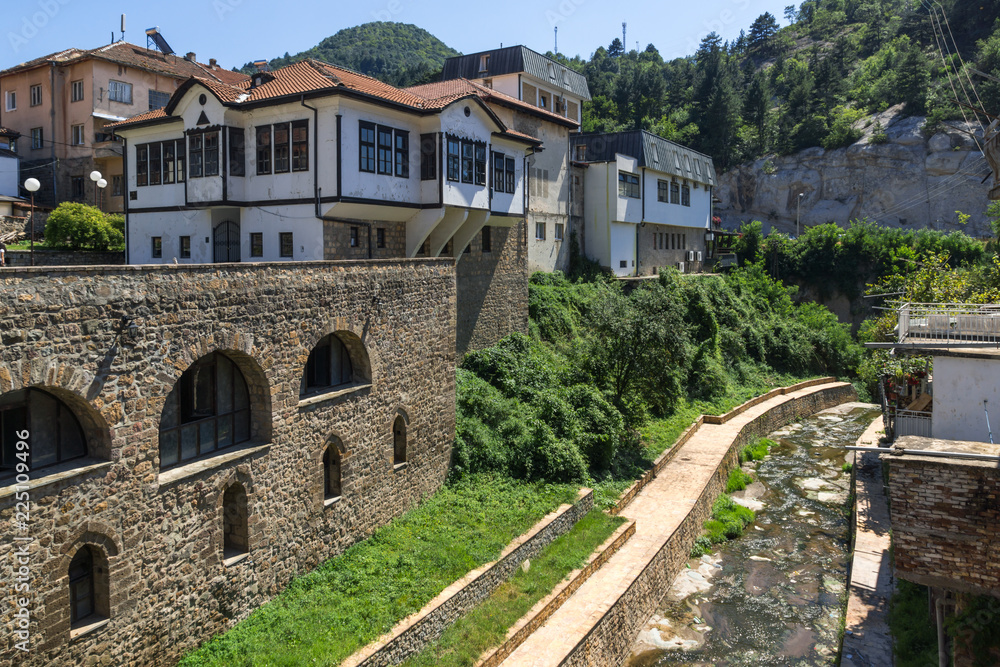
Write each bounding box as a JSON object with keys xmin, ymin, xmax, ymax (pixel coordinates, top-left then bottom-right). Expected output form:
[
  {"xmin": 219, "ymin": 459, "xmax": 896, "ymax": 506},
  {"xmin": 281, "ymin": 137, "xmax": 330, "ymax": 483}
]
[
  {"xmin": 44, "ymin": 202, "xmax": 125, "ymax": 251},
  {"xmin": 726, "ymin": 467, "xmax": 754, "ymax": 493}
]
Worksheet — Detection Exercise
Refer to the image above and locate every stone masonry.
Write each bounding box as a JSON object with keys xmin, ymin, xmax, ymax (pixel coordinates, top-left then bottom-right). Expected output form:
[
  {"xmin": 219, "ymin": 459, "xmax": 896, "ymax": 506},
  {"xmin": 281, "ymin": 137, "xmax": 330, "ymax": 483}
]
[{"xmin": 0, "ymin": 259, "xmax": 456, "ymax": 666}]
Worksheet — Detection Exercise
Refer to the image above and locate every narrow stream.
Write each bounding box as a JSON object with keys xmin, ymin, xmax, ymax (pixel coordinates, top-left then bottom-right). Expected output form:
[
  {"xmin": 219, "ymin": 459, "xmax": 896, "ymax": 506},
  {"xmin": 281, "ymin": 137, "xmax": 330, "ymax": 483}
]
[{"xmin": 628, "ymin": 403, "xmax": 881, "ymax": 667}]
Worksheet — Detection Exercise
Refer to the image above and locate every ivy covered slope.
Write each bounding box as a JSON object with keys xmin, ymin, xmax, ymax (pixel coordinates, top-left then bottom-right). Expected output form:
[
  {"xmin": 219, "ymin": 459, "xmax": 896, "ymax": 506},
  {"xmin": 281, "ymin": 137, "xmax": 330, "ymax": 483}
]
[
  {"xmin": 556, "ymin": 0, "xmax": 1000, "ymax": 170},
  {"xmin": 240, "ymin": 22, "xmax": 459, "ymax": 86},
  {"xmin": 453, "ymin": 263, "xmax": 861, "ymax": 504}
]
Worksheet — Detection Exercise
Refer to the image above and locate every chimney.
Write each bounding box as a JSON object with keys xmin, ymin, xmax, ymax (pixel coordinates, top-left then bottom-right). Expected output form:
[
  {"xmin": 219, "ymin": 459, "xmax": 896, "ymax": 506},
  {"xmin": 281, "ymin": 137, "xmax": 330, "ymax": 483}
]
[
  {"xmin": 185, "ymin": 51, "xmax": 196, "ymax": 61},
  {"xmin": 209, "ymin": 58, "xmax": 217, "ymax": 69}
]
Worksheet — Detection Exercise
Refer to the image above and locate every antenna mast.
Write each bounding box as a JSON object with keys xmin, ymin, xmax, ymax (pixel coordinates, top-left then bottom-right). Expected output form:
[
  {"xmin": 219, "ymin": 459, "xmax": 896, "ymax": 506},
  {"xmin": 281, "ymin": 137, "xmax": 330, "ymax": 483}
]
[
  {"xmin": 554, "ymin": 26, "xmax": 558, "ymax": 55},
  {"xmin": 622, "ymin": 22, "xmax": 626, "ymax": 49},
  {"xmin": 120, "ymin": 14, "xmax": 125, "ymax": 43}
]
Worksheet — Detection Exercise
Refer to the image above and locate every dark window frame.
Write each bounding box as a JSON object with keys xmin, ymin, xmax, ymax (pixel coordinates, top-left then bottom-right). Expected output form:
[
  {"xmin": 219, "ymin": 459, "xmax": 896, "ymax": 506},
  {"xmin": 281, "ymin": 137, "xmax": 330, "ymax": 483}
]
[
  {"xmin": 30, "ymin": 127, "xmax": 43, "ymax": 150},
  {"xmin": 376, "ymin": 227, "xmax": 386, "ymax": 249},
  {"xmin": 149, "ymin": 142, "xmax": 161, "ymax": 186},
  {"xmin": 481, "ymin": 225, "xmax": 492, "ymax": 253},
  {"xmin": 461, "ymin": 141, "xmax": 474, "ymax": 183},
  {"xmin": 69, "ymin": 547, "xmax": 95, "ymax": 624},
  {"xmin": 492, "ymin": 152, "xmax": 505, "ymax": 193},
  {"xmin": 670, "ymin": 180, "xmax": 680, "ymax": 205},
  {"xmin": 681, "ymin": 183, "xmax": 691, "ymax": 207},
  {"xmin": 256, "ymin": 125, "xmax": 272, "ymax": 175},
  {"xmin": 29, "ymin": 84, "xmax": 42, "ymax": 107},
  {"xmin": 291, "ymin": 119, "xmax": 308, "ymax": 172},
  {"xmin": 151, "ymin": 236, "xmax": 162, "ymax": 258},
  {"xmin": 618, "ymin": 171, "xmax": 640, "ymax": 199},
  {"xmin": 108, "ymin": 79, "xmax": 132, "ymax": 104},
  {"xmin": 0, "ymin": 387, "xmax": 87, "ymax": 475},
  {"xmin": 657, "ymin": 180, "xmax": 669, "ymax": 203},
  {"xmin": 136, "ymin": 144, "xmax": 149, "ymax": 186},
  {"xmin": 250, "ymin": 232, "xmax": 263, "ymax": 258},
  {"xmin": 71, "ymin": 79, "xmax": 84, "ymax": 103},
  {"xmin": 505, "ymin": 157, "xmax": 515, "ymax": 194},
  {"xmin": 179, "ymin": 236, "xmax": 191, "ymax": 258},
  {"xmin": 273, "ymin": 122, "xmax": 290, "ymax": 173},
  {"xmin": 394, "ymin": 130, "xmax": 409, "ymax": 178},
  {"xmin": 279, "ymin": 232, "xmax": 293, "ymax": 258},
  {"xmin": 377, "ymin": 126, "xmax": 393, "ymax": 175},
  {"xmin": 474, "ymin": 142, "xmax": 486, "ymax": 185},
  {"xmin": 229, "ymin": 127, "xmax": 245, "ymax": 177},
  {"xmin": 446, "ymin": 136, "xmax": 460, "ymax": 182},
  {"xmin": 420, "ymin": 133, "xmax": 436, "ymax": 180},
  {"xmin": 148, "ymin": 89, "xmax": 170, "ymax": 111},
  {"xmin": 359, "ymin": 121, "xmax": 376, "ymax": 173},
  {"xmin": 300, "ymin": 334, "xmax": 354, "ymax": 398}
]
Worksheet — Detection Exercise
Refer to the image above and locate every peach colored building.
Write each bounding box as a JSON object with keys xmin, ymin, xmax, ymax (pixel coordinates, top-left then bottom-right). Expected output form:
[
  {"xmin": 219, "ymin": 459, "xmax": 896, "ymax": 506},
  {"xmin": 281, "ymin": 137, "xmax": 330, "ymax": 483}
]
[{"xmin": 0, "ymin": 41, "xmax": 247, "ymax": 211}]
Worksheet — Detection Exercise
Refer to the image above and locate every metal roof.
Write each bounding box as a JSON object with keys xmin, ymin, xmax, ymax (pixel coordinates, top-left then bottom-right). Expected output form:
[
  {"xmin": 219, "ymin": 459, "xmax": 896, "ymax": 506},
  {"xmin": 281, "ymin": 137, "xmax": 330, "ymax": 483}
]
[
  {"xmin": 442, "ymin": 46, "xmax": 591, "ymax": 100},
  {"xmin": 570, "ymin": 130, "xmax": 716, "ymax": 186}
]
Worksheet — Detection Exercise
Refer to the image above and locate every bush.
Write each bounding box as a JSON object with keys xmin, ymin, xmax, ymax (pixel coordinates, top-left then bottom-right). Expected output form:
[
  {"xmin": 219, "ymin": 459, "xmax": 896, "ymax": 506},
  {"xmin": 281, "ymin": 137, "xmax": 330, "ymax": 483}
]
[
  {"xmin": 726, "ymin": 467, "xmax": 754, "ymax": 493},
  {"xmin": 44, "ymin": 202, "xmax": 124, "ymax": 251}
]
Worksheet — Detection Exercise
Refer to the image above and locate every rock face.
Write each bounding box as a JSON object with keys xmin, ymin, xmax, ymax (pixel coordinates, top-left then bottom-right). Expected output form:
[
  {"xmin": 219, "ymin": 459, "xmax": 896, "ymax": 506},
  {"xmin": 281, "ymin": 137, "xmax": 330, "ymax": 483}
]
[{"xmin": 715, "ymin": 107, "xmax": 994, "ymax": 237}]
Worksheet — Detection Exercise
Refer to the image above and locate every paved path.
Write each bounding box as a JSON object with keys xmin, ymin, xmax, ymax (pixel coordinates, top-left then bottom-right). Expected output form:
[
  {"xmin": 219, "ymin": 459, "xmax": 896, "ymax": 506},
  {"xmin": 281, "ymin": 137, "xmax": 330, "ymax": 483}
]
[
  {"xmin": 501, "ymin": 382, "xmax": 848, "ymax": 667},
  {"xmin": 842, "ymin": 418, "xmax": 895, "ymax": 667}
]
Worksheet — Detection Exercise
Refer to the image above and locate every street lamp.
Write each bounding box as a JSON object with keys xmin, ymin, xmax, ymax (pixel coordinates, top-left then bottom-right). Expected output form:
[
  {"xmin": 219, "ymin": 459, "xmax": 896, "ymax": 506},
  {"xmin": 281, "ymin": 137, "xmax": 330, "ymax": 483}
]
[
  {"xmin": 796, "ymin": 192, "xmax": 804, "ymax": 238},
  {"xmin": 24, "ymin": 178, "xmax": 40, "ymax": 267},
  {"xmin": 90, "ymin": 170, "xmax": 103, "ymax": 208},
  {"xmin": 97, "ymin": 178, "xmax": 108, "ymax": 211}
]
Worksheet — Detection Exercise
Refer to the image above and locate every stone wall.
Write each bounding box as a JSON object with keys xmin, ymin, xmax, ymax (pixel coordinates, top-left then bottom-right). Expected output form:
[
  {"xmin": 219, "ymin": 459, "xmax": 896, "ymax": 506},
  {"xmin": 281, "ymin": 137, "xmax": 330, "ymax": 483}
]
[
  {"xmin": 5, "ymin": 250, "xmax": 125, "ymax": 267},
  {"xmin": 886, "ymin": 438, "xmax": 1000, "ymax": 597},
  {"xmin": 561, "ymin": 382, "xmax": 856, "ymax": 667},
  {"xmin": 0, "ymin": 216, "xmax": 29, "ymax": 238},
  {"xmin": 455, "ymin": 220, "xmax": 528, "ymax": 357},
  {"xmin": 0, "ymin": 259, "xmax": 456, "ymax": 667},
  {"xmin": 323, "ymin": 219, "xmax": 409, "ymax": 261}
]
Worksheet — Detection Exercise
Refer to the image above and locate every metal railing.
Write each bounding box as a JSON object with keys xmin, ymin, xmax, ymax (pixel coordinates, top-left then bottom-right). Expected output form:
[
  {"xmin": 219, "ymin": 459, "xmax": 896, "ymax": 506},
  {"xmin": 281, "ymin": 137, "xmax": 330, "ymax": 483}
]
[
  {"xmin": 898, "ymin": 302, "xmax": 1000, "ymax": 345},
  {"xmin": 891, "ymin": 408, "xmax": 933, "ymax": 438}
]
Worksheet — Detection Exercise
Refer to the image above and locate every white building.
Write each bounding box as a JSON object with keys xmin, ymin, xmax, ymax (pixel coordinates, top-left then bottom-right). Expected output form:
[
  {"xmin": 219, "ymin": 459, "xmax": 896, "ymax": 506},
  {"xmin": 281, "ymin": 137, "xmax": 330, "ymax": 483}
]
[
  {"xmin": 109, "ymin": 59, "xmax": 535, "ymax": 266},
  {"xmin": 571, "ymin": 130, "xmax": 716, "ymax": 277},
  {"xmin": 439, "ymin": 46, "xmax": 590, "ymax": 274}
]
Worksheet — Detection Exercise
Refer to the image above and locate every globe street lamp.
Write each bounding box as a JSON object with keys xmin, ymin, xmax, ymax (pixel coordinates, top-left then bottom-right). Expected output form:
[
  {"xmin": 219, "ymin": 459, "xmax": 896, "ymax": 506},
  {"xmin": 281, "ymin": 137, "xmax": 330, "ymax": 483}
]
[
  {"xmin": 90, "ymin": 170, "xmax": 103, "ymax": 208},
  {"xmin": 97, "ymin": 178, "xmax": 108, "ymax": 211},
  {"xmin": 24, "ymin": 177, "xmax": 40, "ymax": 267}
]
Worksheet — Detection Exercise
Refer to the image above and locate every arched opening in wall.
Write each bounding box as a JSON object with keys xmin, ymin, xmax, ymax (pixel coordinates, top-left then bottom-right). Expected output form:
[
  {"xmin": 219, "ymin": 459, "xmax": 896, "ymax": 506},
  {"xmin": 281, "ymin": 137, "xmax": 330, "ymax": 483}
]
[
  {"xmin": 222, "ymin": 482, "xmax": 249, "ymax": 560},
  {"xmin": 300, "ymin": 331, "xmax": 371, "ymax": 398},
  {"xmin": 323, "ymin": 441, "xmax": 342, "ymax": 500},
  {"xmin": 214, "ymin": 220, "xmax": 241, "ymax": 262},
  {"xmin": 393, "ymin": 416, "xmax": 406, "ymax": 466},
  {"xmin": 1, "ymin": 388, "xmax": 88, "ymax": 476},
  {"xmin": 68, "ymin": 545, "xmax": 109, "ymax": 629},
  {"xmin": 159, "ymin": 351, "xmax": 252, "ymax": 469}
]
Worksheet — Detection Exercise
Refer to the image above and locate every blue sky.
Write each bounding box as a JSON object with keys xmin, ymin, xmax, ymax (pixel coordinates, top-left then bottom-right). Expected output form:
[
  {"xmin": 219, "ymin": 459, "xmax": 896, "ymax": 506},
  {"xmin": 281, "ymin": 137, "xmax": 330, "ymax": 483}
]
[{"xmin": 3, "ymin": 0, "xmax": 793, "ymax": 71}]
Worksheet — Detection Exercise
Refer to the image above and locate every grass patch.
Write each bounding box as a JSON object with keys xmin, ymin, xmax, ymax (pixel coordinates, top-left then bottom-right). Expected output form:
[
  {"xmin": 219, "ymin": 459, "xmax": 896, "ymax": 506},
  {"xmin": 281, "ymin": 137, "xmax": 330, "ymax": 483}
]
[
  {"xmin": 401, "ymin": 510, "xmax": 624, "ymax": 667},
  {"xmin": 888, "ymin": 579, "xmax": 938, "ymax": 667},
  {"xmin": 726, "ymin": 467, "xmax": 754, "ymax": 493},
  {"xmin": 739, "ymin": 437, "xmax": 774, "ymax": 464},
  {"xmin": 179, "ymin": 475, "xmax": 579, "ymax": 667},
  {"xmin": 5, "ymin": 239, "xmax": 54, "ymax": 250},
  {"xmin": 842, "ymin": 462, "xmax": 853, "ymax": 473},
  {"xmin": 690, "ymin": 494, "xmax": 755, "ymax": 558}
]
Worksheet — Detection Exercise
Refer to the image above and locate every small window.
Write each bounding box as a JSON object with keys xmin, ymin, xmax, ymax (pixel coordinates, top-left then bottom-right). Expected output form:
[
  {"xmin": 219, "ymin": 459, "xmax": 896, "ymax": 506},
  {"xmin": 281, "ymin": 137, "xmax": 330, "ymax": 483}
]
[
  {"xmin": 163, "ymin": 141, "xmax": 175, "ymax": 184},
  {"xmin": 535, "ymin": 222, "xmax": 546, "ymax": 241},
  {"xmin": 0, "ymin": 388, "xmax": 86, "ymax": 474},
  {"xmin": 461, "ymin": 141, "xmax": 474, "ymax": 183},
  {"xmin": 204, "ymin": 131, "xmax": 220, "ymax": 176},
  {"xmin": 250, "ymin": 232, "xmax": 263, "ymax": 258},
  {"xmin": 505, "ymin": 157, "xmax": 515, "ymax": 194},
  {"xmin": 30, "ymin": 127, "xmax": 42, "ymax": 150},
  {"xmin": 377, "ymin": 126, "xmax": 393, "ymax": 175},
  {"xmin": 176, "ymin": 139, "xmax": 186, "ymax": 182},
  {"xmin": 108, "ymin": 80, "xmax": 132, "ymax": 104},
  {"xmin": 279, "ymin": 232, "xmax": 293, "ymax": 258},
  {"xmin": 256, "ymin": 126, "xmax": 272, "ymax": 175},
  {"xmin": 479, "ymin": 54, "xmax": 490, "ymax": 73},
  {"xmin": 350, "ymin": 226, "xmax": 359, "ymax": 247},
  {"xmin": 148, "ymin": 90, "xmax": 170, "ymax": 110},
  {"xmin": 71, "ymin": 124, "xmax": 85, "ymax": 146},
  {"xmin": 273, "ymin": 122, "xmax": 290, "ymax": 173},
  {"xmin": 5, "ymin": 90, "xmax": 16, "ymax": 111},
  {"xmin": 136, "ymin": 144, "xmax": 148, "ymax": 186},
  {"xmin": 555, "ymin": 223, "xmax": 564, "ymax": 241},
  {"xmin": 657, "ymin": 180, "xmax": 669, "ymax": 203},
  {"xmin": 446, "ymin": 137, "xmax": 460, "ymax": 182},
  {"xmin": 71, "ymin": 177, "xmax": 84, "ymax": 200},
  {"xmin": 394, "ymin": 131, "xmax": 409, "ymax": 178},
  {"xmin": 112, "ymin": 175, "xmax": 122, "ymax": 196},
  {"xmin": 481, "ymin": 225, "xmax": 491, "ymax": 253},
  {"xmin": 222, "ymin": 483, "xmax": 249, "ymax": 558},
  {"xmin": 682, "ymin": 183, "xmax": 691, "ymax": 207},
  {"xmin": 619, "ymin": 260, "xmax": 627, "ymax": 268},
  {"xmin": 474, "ymin": 143, "xmax": 486, "ymax": 185},
  {"xmin": 69, "ymin": 547, "xmax": 95, "ymax": 625},
  {"xmin": 670, "ymin": 181, "xmax": 680, "ymax": 205},
  {"xmin": 71, "ymin": 80, "xmax": 84, "ymax": 102},
  {"xmin": 292, "ymin": 120, "xmax": 308, "ymax": 172},
  {"xmin": 301, "ymin": 334, "xmax": 354, "ymax": 397},
  {"xmin": 149, "ymin": 142, "xmax": 161, "ymax": 185},
  {"xmin": 618, "ymin": 172, "xmax": 640, "ymax": 199},
  {"xmin": 151, "ymin": 236, "xmax": 162, "ymax": 258},
  {"xmin": 574, "ymin": 145, "xmax": 586, "ymax": 161},
  {"xmin": 178, "ymin": 236, "xmax": 191, "ymax": 258},
  {"xmin": 539, "ymin": 93, "xmax": 548, "ymax": 109},
  {"xmin": 359, "ymin": 121, "xmax": 376, "ymax": 173},
  {"xmin": 393, "ymin": 416, "xmax": 406, "ymax": 465},
  {"xmin": 376, "ymin": 228, "xmax": 386, "ymax": 249},
  {"xmin": 324, "ymin": 445, "xmax": 342, "ymax": 499},
  {"xmin": 189, "ymin": 134, "xmax": 203, "ymax": 178},
  {"xmin": 30, "ymin": 84, "xmax": 42, "ymax": 107},
  {"xmin": 229, "ymin": 127, "xmax": 245, "ymax": 177},
  {"xmin": 492, "ymin": 153, "xmax": 505, "ymax": 193},
  {"xmin": 420, "ymin": 133, "xmax": 436, "ymax": 180}
]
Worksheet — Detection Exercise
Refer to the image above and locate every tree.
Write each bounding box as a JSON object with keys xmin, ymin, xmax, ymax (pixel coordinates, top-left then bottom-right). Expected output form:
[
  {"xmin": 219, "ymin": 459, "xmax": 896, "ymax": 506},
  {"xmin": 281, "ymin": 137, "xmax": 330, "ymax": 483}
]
[
  {"xmin": 608, "ymin": 37, "xmax": 625, "ymax": 59},
  {"xmin": 784, "ymin": 5, "xmax": 798, "ymax": 23},
  {"xmin": 748, "ymin": 12, "xmax": 781, "ymax": 55},
  {"xmin": 44, "ymin": 203, "xmax": 124, "ymax": 251}
]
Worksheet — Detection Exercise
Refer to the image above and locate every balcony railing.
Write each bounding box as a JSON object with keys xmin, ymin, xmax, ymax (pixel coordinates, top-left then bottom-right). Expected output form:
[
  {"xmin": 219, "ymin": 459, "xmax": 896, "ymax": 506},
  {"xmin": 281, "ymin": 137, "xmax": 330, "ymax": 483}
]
[
  {"xmin": 897, "ymin": 302, "xmax": 1000, "ymax": 346},
  {"xmin": 890, "ymin": 408, "xmax": 933, "ymax": 439}
]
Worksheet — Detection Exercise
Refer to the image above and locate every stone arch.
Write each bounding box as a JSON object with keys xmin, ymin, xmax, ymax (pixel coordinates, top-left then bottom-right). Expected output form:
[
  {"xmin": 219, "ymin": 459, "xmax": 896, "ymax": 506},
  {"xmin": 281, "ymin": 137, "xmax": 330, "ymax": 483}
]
[
  {"xmin": 322, "ymin": 438, "xmax": 343, "ymax": 499},
  {"xmin": 392, "ymin": 408, "xmax": 410, "ymax": 466},
  {"xmin": 220, "ymin": 481, "xmax": 249, "ymax": 558},
  {"xmin": 51, "ymin": 524, "xmax": 121, "ymax": 634},
  {"xmin": 300, "ymin": 316, "xmax": 377, "ymax": 386}
]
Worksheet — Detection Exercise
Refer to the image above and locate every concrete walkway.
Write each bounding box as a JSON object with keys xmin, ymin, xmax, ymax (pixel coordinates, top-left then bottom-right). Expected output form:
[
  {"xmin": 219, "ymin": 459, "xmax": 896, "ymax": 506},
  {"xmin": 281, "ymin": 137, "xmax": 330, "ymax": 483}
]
[
  {"xmin": 500, "ymin": 381, "xmax": 850, "ymax": 666},
  {"xmin": 842, "ymin": 418, "xmax": 895, "ymax": 667}
]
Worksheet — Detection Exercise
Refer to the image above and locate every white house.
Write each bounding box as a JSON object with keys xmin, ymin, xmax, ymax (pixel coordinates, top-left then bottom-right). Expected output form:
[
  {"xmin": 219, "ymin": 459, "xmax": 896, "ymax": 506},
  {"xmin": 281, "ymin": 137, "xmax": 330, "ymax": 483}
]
[
  {"xmin": 571, "ymin": 130, "xmax": 716, "ymax": 277},
  {"xmin": 439, "ymin": 46, "xmax": 590, "ymax": 274},
  {"xmin": 109, "ymin": 59, "xmax": 536, "ymax": 266}
]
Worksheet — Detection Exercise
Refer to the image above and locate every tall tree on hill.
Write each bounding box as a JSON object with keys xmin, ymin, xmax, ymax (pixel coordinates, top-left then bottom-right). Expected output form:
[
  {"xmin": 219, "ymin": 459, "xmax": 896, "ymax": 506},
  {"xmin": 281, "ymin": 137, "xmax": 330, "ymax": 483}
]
[
  {"xmin": 748, "ymin": 12, "xmax": 781, "ymax": 55},
  {"xmin": 744, "ymin": 70, "xmax": 774, "ymax": 155},
  {"xmin": 691, "ymin": 33, "xmax": 743, "ymax": 168},
  {"xmin": 608, "ymin": 38, "xmax": 625, "ymax": 59}
]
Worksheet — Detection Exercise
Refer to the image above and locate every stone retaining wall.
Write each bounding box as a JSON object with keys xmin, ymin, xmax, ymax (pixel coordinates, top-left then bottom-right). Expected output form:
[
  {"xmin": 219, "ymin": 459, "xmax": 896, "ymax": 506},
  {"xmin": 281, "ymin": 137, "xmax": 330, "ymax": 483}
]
[
  {"xmin": 342, "ymin": 488, "xmax": 594, "ymax": 667},
  {"xmin": 561, "ymin": 381, "xmax": 856, "ymax": 666},
  {"xmin": 5, "ymin": 249, "xmax": 125, "ymax": 266}
]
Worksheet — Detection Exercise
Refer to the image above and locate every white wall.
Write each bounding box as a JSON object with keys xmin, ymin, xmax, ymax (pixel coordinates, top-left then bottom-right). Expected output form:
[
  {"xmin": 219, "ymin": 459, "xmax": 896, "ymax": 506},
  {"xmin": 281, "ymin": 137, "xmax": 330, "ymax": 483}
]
[
  {"xmin": 610, "ymin": 221, "xmax": 636, "ymax": 277},
  {"xmin": 439, "ymin": 103, "xmax": 495, "ymax": 210},
  {"xmin": 583, "ymin": 162, "xmax": 611, "ymax": 268},
  {"xmin": 0, "ymin": 154, "xmax": 18, "ymax": 198},
  {"xmin": 931, "ymin": 355, "xmax": 1000, "ymax": 443},
  {"xmin": 615, "ymin": 155, "xmax": 642, "ymax": 223},
  {"xmin": 642, "ymin": 169, "xmax": 711, "ymax": 229}
]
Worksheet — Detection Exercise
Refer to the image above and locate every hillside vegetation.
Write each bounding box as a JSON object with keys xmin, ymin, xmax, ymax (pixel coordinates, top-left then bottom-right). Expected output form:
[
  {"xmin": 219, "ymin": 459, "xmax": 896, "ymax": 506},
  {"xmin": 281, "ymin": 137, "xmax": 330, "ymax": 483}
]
[{"xmin": 240, "ymin": 22, "xmax": 459, "ymax": 86}]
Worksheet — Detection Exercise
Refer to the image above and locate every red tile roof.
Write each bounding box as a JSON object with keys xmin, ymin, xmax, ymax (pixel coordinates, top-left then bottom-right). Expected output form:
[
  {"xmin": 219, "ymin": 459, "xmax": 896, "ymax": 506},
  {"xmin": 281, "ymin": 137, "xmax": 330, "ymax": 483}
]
[
  {"xmin": 104, "ymin": 108, "xmax": 171, "ymax": 129},
  {"xmin": 406, "ymin": 78, "xmax": 579, "ymax": 128}
]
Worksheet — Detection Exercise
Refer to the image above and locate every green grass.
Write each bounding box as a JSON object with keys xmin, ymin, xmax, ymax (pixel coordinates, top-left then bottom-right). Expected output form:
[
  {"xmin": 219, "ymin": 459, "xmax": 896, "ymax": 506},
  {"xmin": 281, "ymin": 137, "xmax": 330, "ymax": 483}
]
[
  {"xmin": 5, "ymin": 239, "xmax": 54, "ymax": 250},
  {"xmin": 888, "ymin": 579, "xmax": 938, "ymax": 667},
  {"xmin": 740, "ymin": 437, "xmax": 774, "ymax": 464},
  {"xmin": 690, "ymin": 494, "xmax": 756, "ymax": 558},
  {"xmin": 726, "ymin": 467, "xmax": 754, "ymax": 493},
  {"xmin": 178, "ymin": 475, "xmax": 579, "ymax": 667},
  {"xmin": 401, "ymin": 510, "xmax": 624, "ymax": 667}
]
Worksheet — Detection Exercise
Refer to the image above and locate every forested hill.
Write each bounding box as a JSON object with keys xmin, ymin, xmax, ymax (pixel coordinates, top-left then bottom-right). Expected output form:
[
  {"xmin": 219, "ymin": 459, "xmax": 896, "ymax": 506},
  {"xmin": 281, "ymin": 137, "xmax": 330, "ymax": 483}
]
[
  {"xmin": 551, "ymin": 0, "xmax": 1000, "ymax": 171},
  {"xmin": 240, "ymin": 22, "xmax": 460, "ymax": 87}
]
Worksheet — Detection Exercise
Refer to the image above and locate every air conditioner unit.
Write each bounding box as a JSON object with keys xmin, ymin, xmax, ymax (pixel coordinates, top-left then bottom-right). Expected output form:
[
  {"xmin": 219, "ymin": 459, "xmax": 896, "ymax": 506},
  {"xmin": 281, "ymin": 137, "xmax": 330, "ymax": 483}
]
[
  {"xmin": 687, "ymin": 250, "xmax": 695, "ymax": 261},
  {"xmin": 676, "ymin": 262, "xmax": 685, "ymax": 273},
  {"xmin": 697, "ymin": 251, "xmax": 703, "ymax": 262}
]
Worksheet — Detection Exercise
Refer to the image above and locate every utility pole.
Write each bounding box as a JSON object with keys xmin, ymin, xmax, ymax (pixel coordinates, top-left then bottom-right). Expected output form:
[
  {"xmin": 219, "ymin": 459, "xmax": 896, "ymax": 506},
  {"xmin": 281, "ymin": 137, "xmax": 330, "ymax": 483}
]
[{"xmin": 622, "ymin": 22, "xmax": 627, "ymax": 50}]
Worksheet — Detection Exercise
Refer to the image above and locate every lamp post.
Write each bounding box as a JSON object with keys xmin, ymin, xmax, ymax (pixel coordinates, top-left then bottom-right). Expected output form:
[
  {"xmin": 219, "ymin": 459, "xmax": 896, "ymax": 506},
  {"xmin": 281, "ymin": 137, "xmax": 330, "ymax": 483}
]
[
  {"xmin": 24, "ymin": 178, "xmax": 40, "ymax": 267},
  {"xmin": 97, "ymin": 178, "xmax": 107, "ymax": 211},
  {"xmin": 90, "ymin": 170, "xmax": 103, "ymax": 208},
  {"xmin": 796, "ymin": 192, "xmax": 804, "ymax": 238}
]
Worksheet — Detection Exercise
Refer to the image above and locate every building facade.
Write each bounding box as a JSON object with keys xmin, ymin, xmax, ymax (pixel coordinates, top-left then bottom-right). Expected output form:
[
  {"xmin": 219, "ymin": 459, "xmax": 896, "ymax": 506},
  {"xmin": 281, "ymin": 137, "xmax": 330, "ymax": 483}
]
[
  {"xmin": 440, "ymin": 46, "xmax": 590, "ymax": 274},
  {"xmin": 570, "ymin": 130, "xmax": 716, "ymax": 277},
  {"xmin": 0, "ymin": 40, "xmax": 247, "ymax": 211}
]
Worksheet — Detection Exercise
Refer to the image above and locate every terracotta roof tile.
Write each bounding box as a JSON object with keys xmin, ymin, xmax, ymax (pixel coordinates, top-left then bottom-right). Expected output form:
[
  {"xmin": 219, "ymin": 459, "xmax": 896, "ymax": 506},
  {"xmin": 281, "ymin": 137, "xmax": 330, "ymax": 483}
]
[
  {"xmin": 104, "ymin": 108, "xmax": 171, "ymax": 130},
  {"xmin": 406, "ymin": 78, "xmax": 578, "ymax": 127},
  {"xmin": 497, "ymin": 127, "xmax": 542, "ymax": 144}
]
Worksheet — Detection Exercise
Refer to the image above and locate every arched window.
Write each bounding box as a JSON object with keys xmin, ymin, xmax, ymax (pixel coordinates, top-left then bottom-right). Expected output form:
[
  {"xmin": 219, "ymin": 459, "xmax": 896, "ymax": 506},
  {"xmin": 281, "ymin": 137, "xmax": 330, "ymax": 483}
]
[
  {"xmin": 393, "ymin": 416, "xmax": 406, "ymax": 465},
  {"xmin": 1, "ymin": 388, "xmax": 86, "ymax": 474},
  {"xmin": 69, "ymin": 547, "xmax": 95, "ymax": 625},
  {"xmin": 160, "ymin": 352, "xmax": 251, "ymax": 469},
  {"xmin": 323, "ymin": 445, "xmax": 342, "ymax": 499},
  {"xmin": 301, "ymin": 334, "xmax": 354, "ymax": 397},
  {"xmin": 222, "ymin": 483, "xmax": 248, "ymax": 558}
]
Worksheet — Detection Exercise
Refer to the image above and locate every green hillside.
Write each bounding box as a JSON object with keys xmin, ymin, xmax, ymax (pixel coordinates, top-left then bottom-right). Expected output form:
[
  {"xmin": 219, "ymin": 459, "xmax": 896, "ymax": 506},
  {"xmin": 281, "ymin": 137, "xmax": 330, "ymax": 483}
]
[{"xmin": 241, "ymin": 22, "xmax": 460, "ymax": 87}]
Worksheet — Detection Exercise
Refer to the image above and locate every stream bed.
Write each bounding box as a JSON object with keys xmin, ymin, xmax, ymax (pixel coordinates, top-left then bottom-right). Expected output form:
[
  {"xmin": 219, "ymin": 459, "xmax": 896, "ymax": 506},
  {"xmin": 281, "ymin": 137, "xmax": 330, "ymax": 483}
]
[{"xmin": 627, "ymin": 402, "xmax": 881, "ymax": 667}]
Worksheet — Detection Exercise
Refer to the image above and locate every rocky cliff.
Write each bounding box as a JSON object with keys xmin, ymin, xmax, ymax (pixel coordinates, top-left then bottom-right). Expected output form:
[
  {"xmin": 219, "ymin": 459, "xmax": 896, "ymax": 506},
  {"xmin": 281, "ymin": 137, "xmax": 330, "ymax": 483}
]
[{"xmin": 715, "ymin": 107, "xmax": 994, "ymax": 238}]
